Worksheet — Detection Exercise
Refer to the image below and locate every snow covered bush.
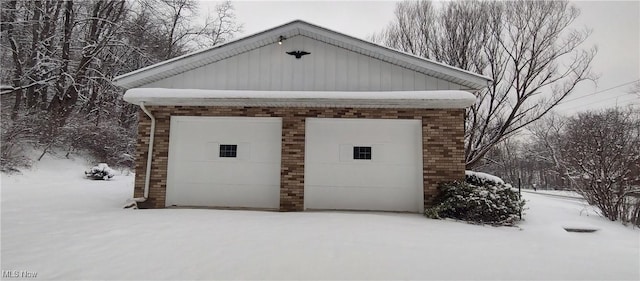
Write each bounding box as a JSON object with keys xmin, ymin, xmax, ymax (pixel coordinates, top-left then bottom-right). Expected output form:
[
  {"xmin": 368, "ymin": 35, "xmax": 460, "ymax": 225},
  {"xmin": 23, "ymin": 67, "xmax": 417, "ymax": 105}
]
[
  {"xmin": 425, "ymin": 177, "xmax": 525, "ymax": 226},
  {"xmin": 560, "ymin": 108, "xmax": 640, "ymax": 226},
  {"xmin": 465, "ymin": 170, "xmax": 505, "ymax": 186},
  {"xmin": 1, "ymin": 112, "xmax": 36, "ymax": 173},
  {"xmin": 1, "ymin": 139, "xmax": 31, "ymax": 173},
  {"xmin": 84, "ymin": 163, "xmax": 116, "ymax": 180}
]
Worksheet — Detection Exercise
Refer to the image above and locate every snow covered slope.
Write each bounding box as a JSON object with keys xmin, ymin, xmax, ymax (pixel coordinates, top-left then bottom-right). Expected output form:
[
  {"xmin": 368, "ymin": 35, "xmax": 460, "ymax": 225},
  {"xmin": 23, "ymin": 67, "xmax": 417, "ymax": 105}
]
[{"xmin": 2, "ymin": 155, "xmax": 638, "ymax": 280}]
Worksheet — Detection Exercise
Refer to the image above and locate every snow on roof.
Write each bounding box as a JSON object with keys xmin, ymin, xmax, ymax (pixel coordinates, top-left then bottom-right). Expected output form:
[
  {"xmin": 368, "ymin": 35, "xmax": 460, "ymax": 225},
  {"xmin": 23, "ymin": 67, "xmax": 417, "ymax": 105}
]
[
  {"xmin": 123, "ymin": 88, "xmax": 477, "ymax": 109},
  {"xmin": 113, "ymin": 20, "xmax": 491, "ymax": 90}
]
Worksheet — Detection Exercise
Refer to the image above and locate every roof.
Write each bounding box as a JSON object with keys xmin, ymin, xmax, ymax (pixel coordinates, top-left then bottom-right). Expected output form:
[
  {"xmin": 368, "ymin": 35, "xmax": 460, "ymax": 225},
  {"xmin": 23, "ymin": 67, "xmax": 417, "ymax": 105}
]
[
  {"xmin": 113, "ymin": 20, "xmax": 491, "ymax": 90},
  {"xmin": 123, "ymin": 88, "xmax": 477, "ymax": 109}
]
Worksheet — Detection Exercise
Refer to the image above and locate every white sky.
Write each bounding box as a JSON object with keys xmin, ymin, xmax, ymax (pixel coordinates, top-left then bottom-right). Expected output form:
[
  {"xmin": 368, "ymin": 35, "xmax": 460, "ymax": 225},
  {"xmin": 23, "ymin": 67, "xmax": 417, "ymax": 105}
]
[{"xmin": 199, "ymin": 0, "xmax": 640, "ymax": 114}]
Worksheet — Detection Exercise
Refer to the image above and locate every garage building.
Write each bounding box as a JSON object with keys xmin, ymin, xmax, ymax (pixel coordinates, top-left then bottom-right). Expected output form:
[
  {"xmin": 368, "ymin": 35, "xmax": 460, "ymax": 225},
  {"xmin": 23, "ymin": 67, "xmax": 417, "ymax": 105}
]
[{"xmin": 115, "ymin": 20, "xmax": 490, "ymax": 212}]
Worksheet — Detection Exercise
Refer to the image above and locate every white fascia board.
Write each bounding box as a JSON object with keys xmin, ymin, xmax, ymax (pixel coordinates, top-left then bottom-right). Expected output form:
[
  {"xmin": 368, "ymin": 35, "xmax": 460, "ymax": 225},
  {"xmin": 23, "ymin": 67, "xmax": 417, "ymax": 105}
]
[{"xmin": 123, "ymin": 88, "xmax": 477, "ymax": 109}]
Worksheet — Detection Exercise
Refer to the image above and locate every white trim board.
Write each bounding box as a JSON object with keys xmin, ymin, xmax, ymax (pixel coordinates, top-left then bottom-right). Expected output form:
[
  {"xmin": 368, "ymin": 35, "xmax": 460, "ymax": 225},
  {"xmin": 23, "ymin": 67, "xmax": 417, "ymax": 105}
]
[{"xmin": 123, "ymin": 88, "xmax": 477, "ymax": 109}]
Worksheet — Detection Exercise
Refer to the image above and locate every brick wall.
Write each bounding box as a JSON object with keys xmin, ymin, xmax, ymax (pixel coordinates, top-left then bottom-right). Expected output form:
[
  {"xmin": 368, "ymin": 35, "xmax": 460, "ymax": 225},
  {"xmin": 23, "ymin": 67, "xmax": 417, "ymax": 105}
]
[{"xmin": 134, "ymin": 106, "xmax": 465, "ymax": 211}]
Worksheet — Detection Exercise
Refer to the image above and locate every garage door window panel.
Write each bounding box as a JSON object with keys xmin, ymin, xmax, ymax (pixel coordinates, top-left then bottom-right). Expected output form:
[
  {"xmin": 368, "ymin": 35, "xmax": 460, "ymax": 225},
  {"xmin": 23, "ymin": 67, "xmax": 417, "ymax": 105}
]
[
  {"xmin": 219, "ymin": 144, "xmax": 238, "ymax": 158},
  {"xmin": 353, "ymin": 146, "xmax": 372, "ymax": 160}
]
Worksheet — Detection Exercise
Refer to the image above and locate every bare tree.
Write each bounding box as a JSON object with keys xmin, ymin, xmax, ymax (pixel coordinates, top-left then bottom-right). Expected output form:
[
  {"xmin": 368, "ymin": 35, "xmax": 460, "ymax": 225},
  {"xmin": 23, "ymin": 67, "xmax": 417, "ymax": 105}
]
[
  {"xmin": 479, "ymin": 128, "xmax": 568, "ymax": 190},
  {"xmin": 139, "ymin": 0, "xmax": 242, "ymax": 60},
  {"xmin": 480, "ymin": 137, "xmax": 523, "ymax": 184},
  {"xmin": 198, "ymin": 0, "xmax": 242, "ymax": 47},
  {"xmin": 521, "ymin": 114, "xmax": 573, "ymax": 189},
  {"xmin": 370, "ymin": 1, "xmax": 436, "ymax": 59},
  {"xmin": 1, "ymin": 0, "xmax": 243, "ymax": 170},
  {"xmin": 480, "ymin": 108, "xmax": 640, "ymax": 226},
  {"xmin": 562, "ymin": 108, "xmax": 640, "ymax": 224},
  {"xmin": 2, "ymin": 0, "xmax": 24, "ymax": 120},
  {"xmin": 372, "ymin": 0, "xmax": 597, "ymax": 168}
]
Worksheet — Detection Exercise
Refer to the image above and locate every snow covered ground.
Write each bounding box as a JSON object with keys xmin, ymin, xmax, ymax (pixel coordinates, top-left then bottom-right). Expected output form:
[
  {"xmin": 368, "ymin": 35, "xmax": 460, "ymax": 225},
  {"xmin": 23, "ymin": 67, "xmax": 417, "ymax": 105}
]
[
  {"xmin": 2, "ymin": 155, "xmax": 639, "ymax": 280},
  {"xmin": 525, "ymin": 189, "xmax": 583, "ymax": 198}
]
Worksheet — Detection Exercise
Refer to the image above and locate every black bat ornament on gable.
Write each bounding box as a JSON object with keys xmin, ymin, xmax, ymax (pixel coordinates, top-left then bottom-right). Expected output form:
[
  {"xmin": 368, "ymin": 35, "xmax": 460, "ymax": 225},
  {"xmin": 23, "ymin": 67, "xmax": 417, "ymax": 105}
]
[{"xmin": 286, "ymin": 51, "xmax": 310, "ymax": 59}]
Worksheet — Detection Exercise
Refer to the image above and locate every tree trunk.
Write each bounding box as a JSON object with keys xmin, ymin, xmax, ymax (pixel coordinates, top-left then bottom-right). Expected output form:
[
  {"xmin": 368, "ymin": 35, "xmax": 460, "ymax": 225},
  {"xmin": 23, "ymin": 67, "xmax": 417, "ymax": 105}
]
[
  {"xmin": 5, "ymin": 0, "xmax": 24, "ymax": 120},
  {"xmin": 49, "ymin": 0, "xmax": 75, "ymax": 126},
  {"xmin": 26, "ymin": 0, "xmax": 42, "ymax": 109}
]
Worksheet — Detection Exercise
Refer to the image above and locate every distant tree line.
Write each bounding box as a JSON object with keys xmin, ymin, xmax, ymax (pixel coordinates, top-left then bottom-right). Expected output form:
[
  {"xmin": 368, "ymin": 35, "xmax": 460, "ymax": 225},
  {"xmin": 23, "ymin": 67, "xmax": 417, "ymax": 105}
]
[
  {"xmin": 481, "ymin": 107, "xmax": 640, "ymax": 226},
  {"xmin": 1, "ymin": 0, "xmax": 241, "ymax": 171}
]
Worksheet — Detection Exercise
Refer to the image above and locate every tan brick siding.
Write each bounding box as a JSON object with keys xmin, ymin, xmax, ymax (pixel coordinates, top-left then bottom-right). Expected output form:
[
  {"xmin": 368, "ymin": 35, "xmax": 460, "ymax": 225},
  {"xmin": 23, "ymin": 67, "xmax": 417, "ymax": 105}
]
[{"xmin": 134, "ymin": 106, "xmax": 465, "ymax": 211}]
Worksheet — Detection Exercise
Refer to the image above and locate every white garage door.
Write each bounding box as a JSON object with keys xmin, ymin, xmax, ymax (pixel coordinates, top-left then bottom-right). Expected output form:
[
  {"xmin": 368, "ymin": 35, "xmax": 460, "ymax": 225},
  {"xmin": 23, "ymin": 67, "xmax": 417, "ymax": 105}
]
[
  {"xmin": 166, "ymin": 116, "xmax": 282, "ymax": 208},
  {"xmin": 304, "ymin": 118, "xmax": 424, "ymax": 213}
]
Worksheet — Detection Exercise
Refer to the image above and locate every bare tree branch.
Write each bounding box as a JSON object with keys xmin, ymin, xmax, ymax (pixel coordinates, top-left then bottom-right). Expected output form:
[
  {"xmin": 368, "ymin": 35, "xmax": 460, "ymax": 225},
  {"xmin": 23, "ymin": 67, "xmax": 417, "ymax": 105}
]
[{"xmin": 371, "ymin": 0, "xmax": 597, "ymax": 169}]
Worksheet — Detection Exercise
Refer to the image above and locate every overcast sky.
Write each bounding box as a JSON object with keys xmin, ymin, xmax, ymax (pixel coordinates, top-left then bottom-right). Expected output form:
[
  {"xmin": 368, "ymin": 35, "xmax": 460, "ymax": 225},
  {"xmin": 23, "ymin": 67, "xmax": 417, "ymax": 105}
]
[{"xmin": 200, "ymin": 0, "xmax": 640, "ymax": 114}]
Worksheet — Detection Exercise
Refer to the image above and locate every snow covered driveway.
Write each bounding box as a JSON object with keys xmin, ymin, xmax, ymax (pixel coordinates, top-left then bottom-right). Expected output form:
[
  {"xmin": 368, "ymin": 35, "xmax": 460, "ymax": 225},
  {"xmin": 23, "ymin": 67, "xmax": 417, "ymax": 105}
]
[{"xmin": 2, "ymin": 156, "xmax": 639, "ymax": 280}]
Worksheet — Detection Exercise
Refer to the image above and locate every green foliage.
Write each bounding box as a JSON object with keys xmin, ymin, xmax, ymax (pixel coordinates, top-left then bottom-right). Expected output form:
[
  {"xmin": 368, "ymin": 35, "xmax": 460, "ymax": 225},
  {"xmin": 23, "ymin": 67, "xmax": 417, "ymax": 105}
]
[{"xmin": 425, "ymin": 180, "xmax": 525, "ymax": 226}]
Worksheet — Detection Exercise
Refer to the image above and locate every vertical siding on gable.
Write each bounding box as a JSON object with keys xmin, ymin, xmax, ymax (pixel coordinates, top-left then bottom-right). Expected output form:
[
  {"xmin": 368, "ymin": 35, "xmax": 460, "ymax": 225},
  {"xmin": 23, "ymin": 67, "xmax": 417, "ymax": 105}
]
[
  {"xmin": 237, "ymin": 47, "xmax": 250, "ymax": 88},
  {"xmin": 215, "ymin": 59, "xmax": 227, "ymax": 89},
  {"xmin": 335, "ymin": 47, "xmax": 348, "ymax": 90},
  {"xmin": 290, "ymin": 36, "xmax": 304, "ymax": 90},
  {"xmin": 425, "ymin": 76, "xmax": 438, "ymax": 90},
  {"xmin": 302, "ymin": 36, "xmax": 315, "ymax": 91},
  {"xmin": 140, "ymin": 35, "xmax": 464, "ymax": 92},
  {"xmin": 369, "ymin": 58, "xmax": 381, "ymax": 91},
  {"xmin": 380, "ymin": 62, "xmax": 392, "ymax": 91},
  {"xmin": 315, "ymin": 39, "xmax": 326, "ymax": 91},
  {"xmin": 227, "ymin": 55, "xmax": 238, "ymax": 89},
  {"xmin": 346, "ymin": 49, "xmax": 358, "ymax": 91},
  {"xmin": 270, "ymin": 42, "xmax": 282, "ymax": 91},
  {"xmin": 258, "ymin": 45, "xmax": 271, "ymax": 90},
  {"xmin": 436, "ymin": 79, "xmax": 449, "ymax": 90},
  {"xmin": 358, "ymin": 54, "xmax": 369, "ymax": 91},
  {"xmin": 324, "ymin": 42, "xmax": 336, "ymax": 91},
  {"xmin": 248, "ymin": 48, "xmax": 260, "ymax": 90},
  {"xmin": 182, "ymin": 67, "xmax": 195, "ymax": 88},
  {"xmin": 402, "ymin": 68, "xmax": 415, "ymax": 90},
  {"xmin": 390, "ymin": 64, "xmax": 403, "ymax": 90}
]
